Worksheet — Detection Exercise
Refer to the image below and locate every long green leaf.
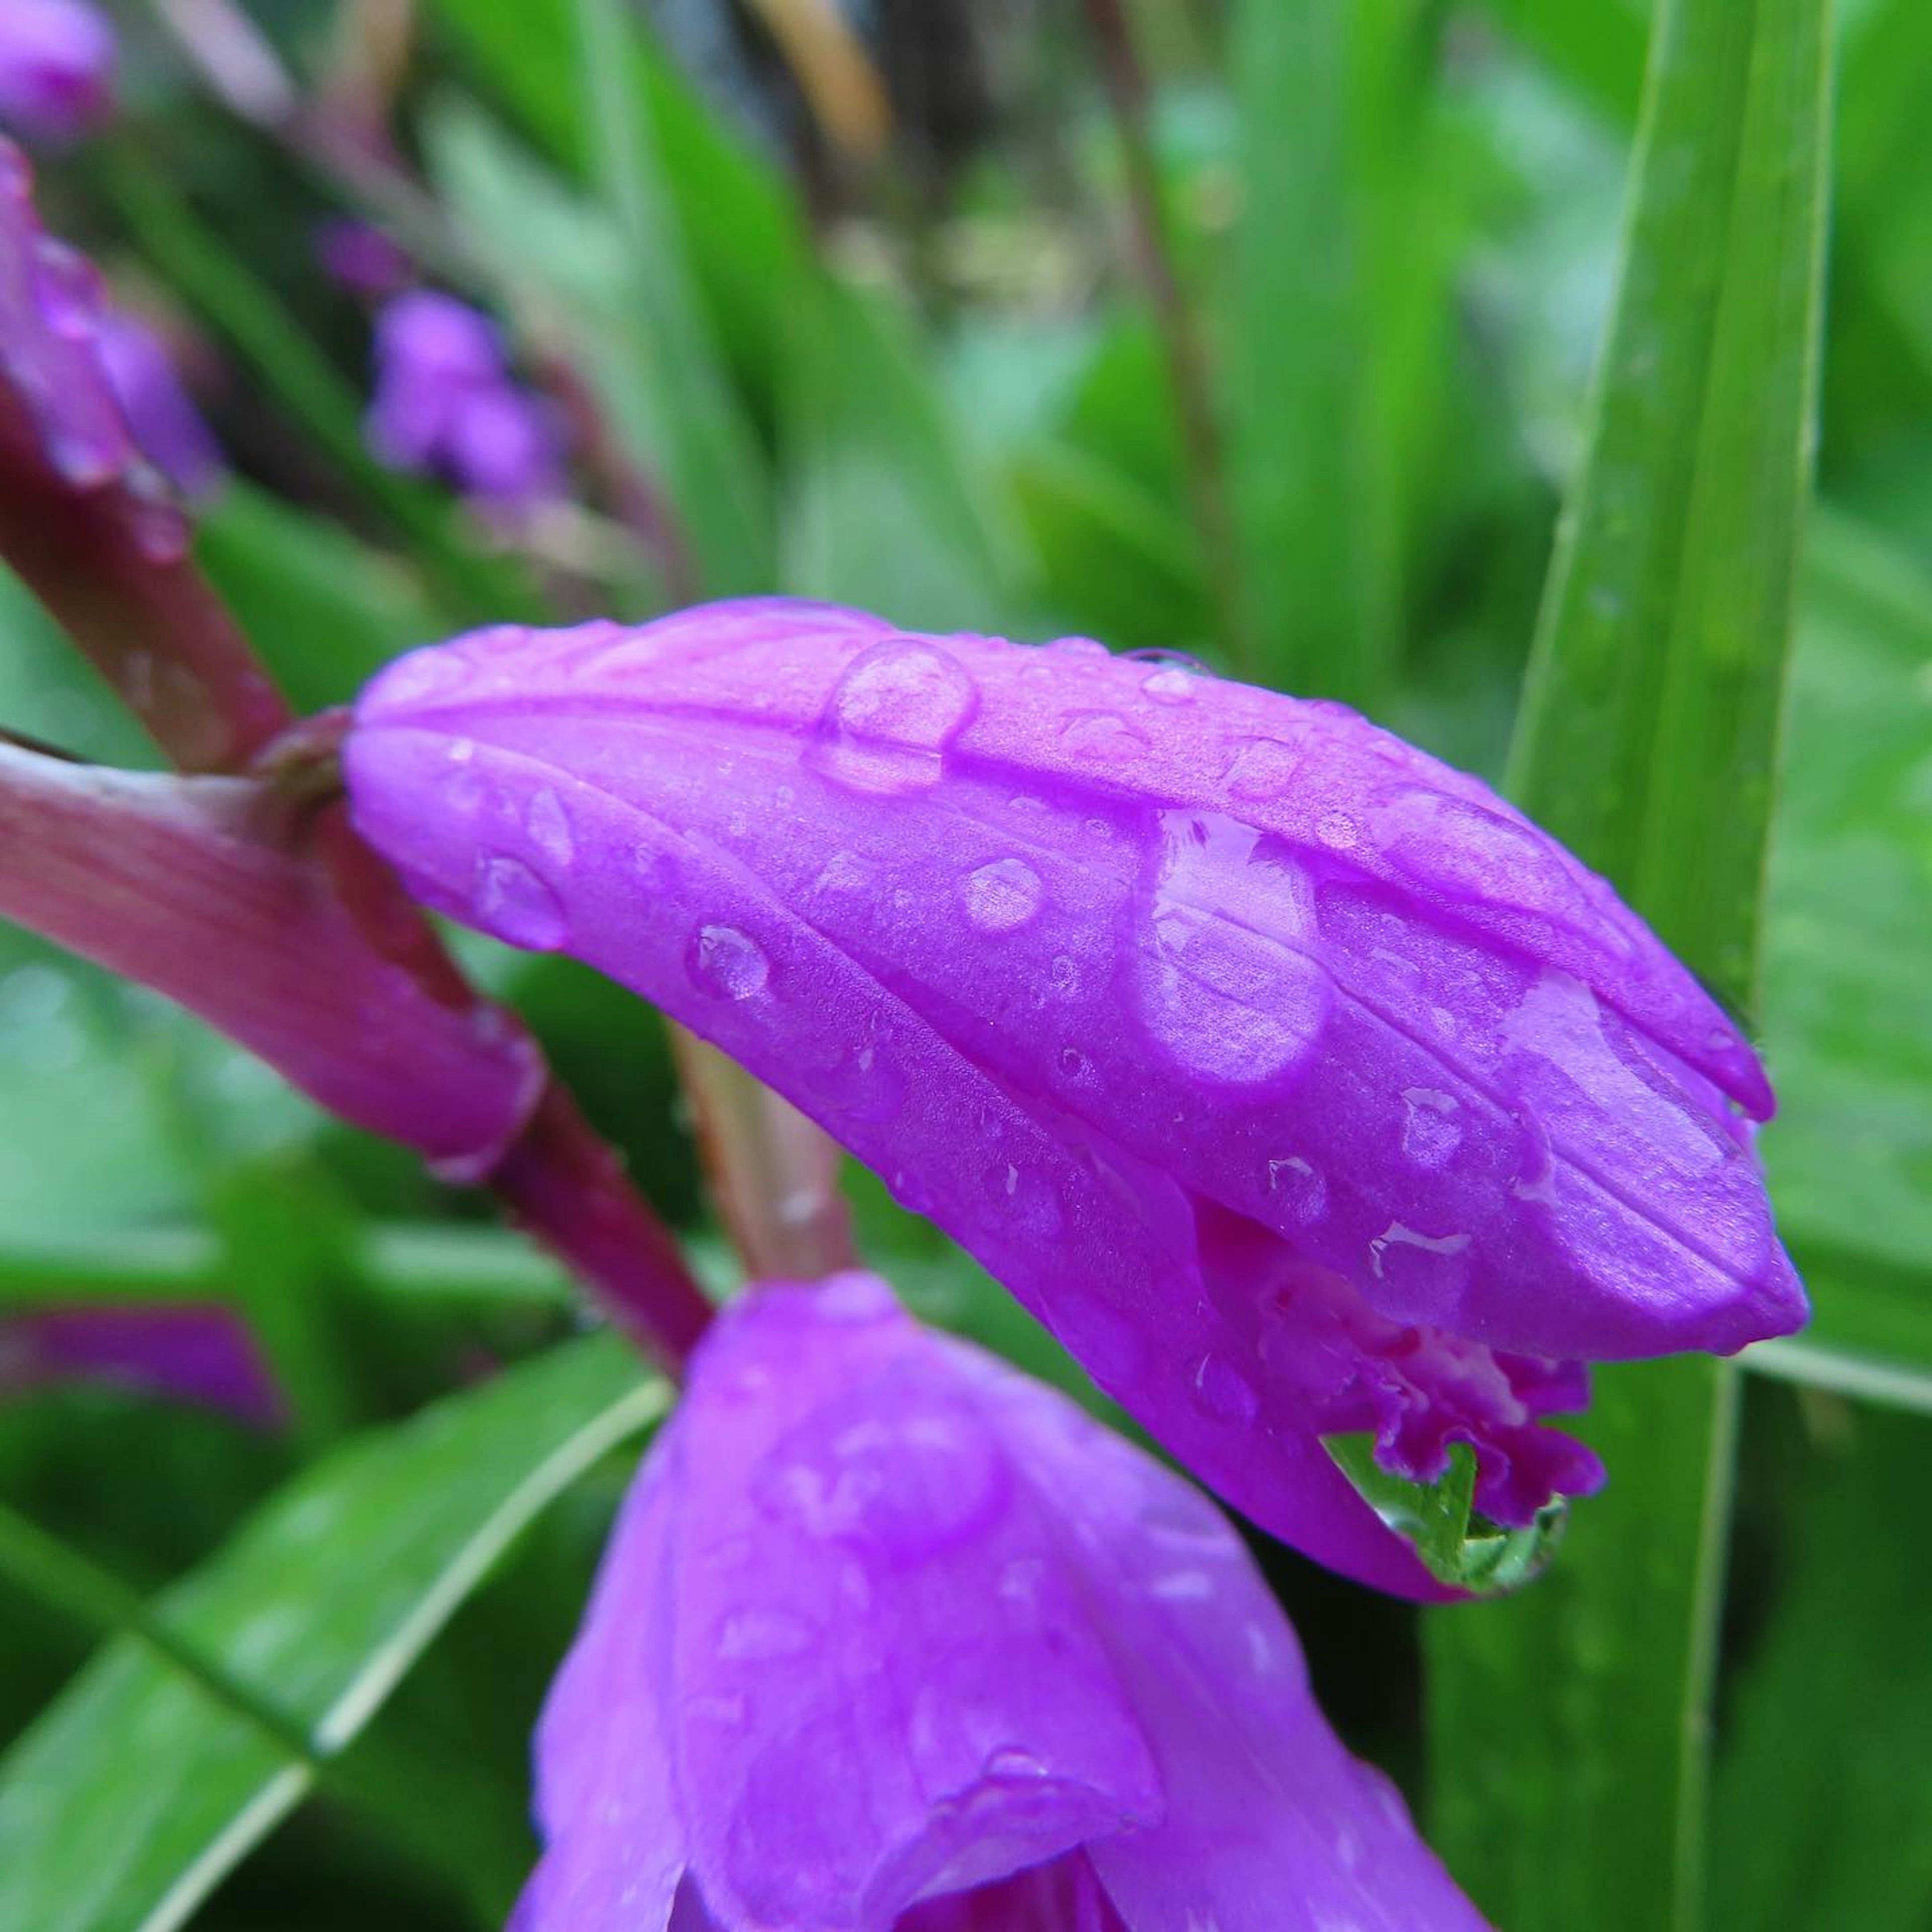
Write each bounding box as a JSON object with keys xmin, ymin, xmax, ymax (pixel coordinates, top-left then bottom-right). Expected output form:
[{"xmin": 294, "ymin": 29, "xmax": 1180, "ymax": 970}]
[
  {"xmin": 1227, "ymin": 0, "xmax": 1444, "ymax": 705},
  {"xmin": 0, "ymin": 1335, "xmax": 667, "ymax": 1932},
  {"xmin": 1424, "ymin": 1, "xmax": 1832, "ymax": 1928}
]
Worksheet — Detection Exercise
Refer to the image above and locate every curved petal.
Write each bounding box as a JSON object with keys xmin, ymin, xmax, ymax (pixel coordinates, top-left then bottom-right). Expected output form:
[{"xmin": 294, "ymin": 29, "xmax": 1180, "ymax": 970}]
[
  {"xmin": 519, "ymin": 1277, "xmax": 1487, "ymax": 1930},
  {"xmin": 514, "ymin": 1448, "xmax": 688, "ymax": 1932},
  {"xmin": 664, "ymin": 1274, "xmax": 1163, "ymax": 1930},
  {"xmin": 346, "ymin": 603, "xmax": 1800, "ymax": 1361}
]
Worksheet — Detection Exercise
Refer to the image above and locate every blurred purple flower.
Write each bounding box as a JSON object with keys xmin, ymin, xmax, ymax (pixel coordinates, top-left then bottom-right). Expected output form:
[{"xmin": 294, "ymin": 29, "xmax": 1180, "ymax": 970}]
[
  {"xmin": 0, "ymin": 0, "xmax": 115, "ymax": 145},
  {"xmin": 344, "ymin": 600, "xmax": 1805, "ymax": 1596},
  {"xmin": 366, "ymin": 290, "xmax": 566, "ymax": 521},
  {"xmin": 95, "ymin": 312, "xmax": 225, "ymax": 500},
  {"xmin": 314, "ymin": 216, "xmax": 411, "ymax": 300},
  {"xmin": 0, "ymin": 1303, "xmax": 281, "ymax": 1428},
  {"xmin": 515, "ymin": 1272, "xmax": 1488, "ymax": 1932}
]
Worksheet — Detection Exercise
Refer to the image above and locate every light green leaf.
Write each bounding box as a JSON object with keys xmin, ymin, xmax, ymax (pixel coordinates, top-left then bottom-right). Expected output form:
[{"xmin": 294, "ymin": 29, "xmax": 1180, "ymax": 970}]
[
  {"xmin": 780, "ymin": 275, "xmax": 1021, "ymax": 630},
  {"xmin": 1424, "ymin": 2, "xmax": 1833, "ymax": 1930},
  {"xmin": 0, "ymin": 1335, "xmax": 667, "ymax": 1932}
]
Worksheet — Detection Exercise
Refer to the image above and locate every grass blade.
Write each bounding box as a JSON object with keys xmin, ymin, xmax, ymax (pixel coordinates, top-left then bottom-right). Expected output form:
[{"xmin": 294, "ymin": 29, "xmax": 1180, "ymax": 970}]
[{"xmin": 1423, "ymin": 0, "xmax": 1833, "ymax": 1926}]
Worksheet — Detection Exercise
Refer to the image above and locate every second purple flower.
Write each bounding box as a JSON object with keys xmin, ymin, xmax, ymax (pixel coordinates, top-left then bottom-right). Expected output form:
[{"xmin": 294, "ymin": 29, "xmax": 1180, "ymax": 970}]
[{"xmin": 344, "ymin": 600, "xmax": 1806, "ymax": 1596}]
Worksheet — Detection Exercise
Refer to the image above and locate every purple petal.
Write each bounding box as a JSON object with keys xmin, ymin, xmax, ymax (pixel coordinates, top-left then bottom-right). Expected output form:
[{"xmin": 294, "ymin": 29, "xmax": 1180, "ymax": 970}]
[
  {"xmin": 0, "ymin": 1302, "xmax": 281, "ymax": 1427},
  {"xmin": 314, "ymin": 217, "xmax": 411, "ymax": 300},
  {"xmin": 0, "ymin": 0, "xmax": 115, "ymax": 145},
  {"xmin": 95, "ymin": 313, "xmax": 224, "ymax": 500},
  {"xmin": 344, "ymin": 604, "xmax": 1803, "ymax": 1587},
  {"xmin": 515, "ymin": 1276, "xmax": 1488, "ymax": 1931}
]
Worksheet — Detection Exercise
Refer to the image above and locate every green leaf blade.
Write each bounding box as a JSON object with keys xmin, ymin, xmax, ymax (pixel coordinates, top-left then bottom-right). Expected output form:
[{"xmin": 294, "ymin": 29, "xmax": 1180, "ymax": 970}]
[
  {"xmin": 0, "ymin": 1335, "xmax": 667, "ymax": 1932},
  {"xmin": 1423, "ymin": 0, "xmax": 1833, "ymax": 1927}
]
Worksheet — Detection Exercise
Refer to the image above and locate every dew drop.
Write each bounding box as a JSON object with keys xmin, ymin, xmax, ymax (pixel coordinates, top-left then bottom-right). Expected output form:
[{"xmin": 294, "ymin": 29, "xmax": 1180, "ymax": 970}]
[
  {"xmin": 525, "ymin": 786, "xmax": 575, "ymax": 867},
  {"xmin": 687, "ymin": 924, "xmax": 770, "ymax": 1000},
  {"xmin": 1366, "ymin": 1224, "xmax": 1473, "ymax": 1321},
  {"xmin": 1060, "ymin": 709, "xmax": 1150, "ymax": 762},
  {"xmin": 982, "ymin": 1745, "xmax": 1051, "ymax": 1781},
  {"xmin": 1222, "ymin": 736, "xmax": 1304, "ymax": 801},
  {"xmin": 472, "ymin": 854, "xmax": 566, "ymax": 950},
  {"xmin": 807, "ymin": 637, "xmax": 978, "ymax": 794},
  {"xmin": 961, "ymin": 857, "xmax": 1044, "ymax": 932},
  {"xmin": 1189, "ymin": 1353, "xmax": 1259, "ymax": 1423},
  {"xmin": 1399, "ymin": 1087, "xmax": 1463, "ymax": 1168},
  {"xmin": 1265, "ymin": 1154, "xmax": 1328, "ymax": 1223},
  {"xmin": 717, "ymin": 1609, "xmax": 814, "ymax": 1661},
  {"xmin": 1316, "ymin": 809, "xmax": 1358, "ymax": 850},
  {"xmin": 1048, "ymin": 954, "xmax": 1081, "ymax": 997},
  {"xmin": 980, "ymin": 1160, "xmax": 1065, "ymax": 1239},
  {"xmin": 1140, "ymin": 666, "xmax": 1198, "ymax": 705},
  {"xmin": 1057, "ymin": 1044, "xmax": 1089, "ymax": 1080}
]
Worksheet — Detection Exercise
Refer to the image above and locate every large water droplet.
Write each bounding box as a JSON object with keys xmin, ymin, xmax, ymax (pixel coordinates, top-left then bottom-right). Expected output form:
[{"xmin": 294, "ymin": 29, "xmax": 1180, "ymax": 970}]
[
  {"xmin": 1060, "ymin": 709, "xmax": 1150, "ymax": 762},
  {"xmin": 1399, "ymin": 1087, "xmax": 1463, "ymax": 1168},
  {"xmin": 526, "ymin": 786, "xmax": 575, "ymax": 867},
  {"xmin": 1366, "ymin": 1224, "xmax": 1473, "ymax": 1322},
  {"xmin": 961, "ymin": 857, "xmax": 1044, "ymax": 933},
  {"xmin": 472, "ymin": 854, "xmax": 566, "ymax": 950},
  {"xmin": 1134, "ymin": 812, "xmax": 1331, "ymax": 1085},
  {"xmin": 1266, "ymin": 1154, "xmax": 1328, "ymax": 1223},
  {"xmin": 1139, "ymin": 666, "xmax": 1198, "ymax": 705},
  {"xmin": 716, "ymin": 1608, "xmax": 815, "ymax": 1661},
  {"xmin": 687, "ymin": 924, "xmax": 771, "ymax": 1000},
  {"xmin": 753, "ymin": 1385, "xmax": 1005, "ymax": 1564},
  {"xmin": 1189, "ymin": 1353, "xmax": 1259, "ymax": 1423},
  {"xmin": 807, "ymin": 637, "xmax": 978, "ymax": 793},
  {"xmin": 1221, "ymin": 736, "xmax": 1305, "ymax": 801}
]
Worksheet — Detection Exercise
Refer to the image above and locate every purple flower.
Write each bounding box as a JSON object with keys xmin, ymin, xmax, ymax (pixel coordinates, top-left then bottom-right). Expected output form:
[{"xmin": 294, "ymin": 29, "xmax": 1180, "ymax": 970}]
[
  {"xmin": 0, "ymin": 740, "xmax": 543, "ymax": 1179},
  {"xmin": 515, "ymin": 1272, "xmax": 1488, "ymax": 1931},
  {"xmin": 344, "ymin": 600, "xmax": 1806, "ymax": 1596},
  {"xmin": 314, "ymin": 217, "xmax": 411, "ymax": 300},
  {"xmin": 95, "ymin": 313, "xmax": 225, "ymax": 500},
  {"xmin": 0, "ymin": 1303, "xmax": 282, "ymax": 1428},
  {"xmin": 0, "ymin": 0, "xmax": 115, "ymax": 145},
  {"xmin": 366, "ymin": 290, "xmax": 566, "ymax": 521}
]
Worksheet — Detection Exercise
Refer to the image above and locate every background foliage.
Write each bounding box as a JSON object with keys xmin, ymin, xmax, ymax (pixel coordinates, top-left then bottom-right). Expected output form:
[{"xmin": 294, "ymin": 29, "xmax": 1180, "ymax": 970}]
[{"xmin": 1, "ymin": 1, "xmax": 1927, "ymax": 1927}]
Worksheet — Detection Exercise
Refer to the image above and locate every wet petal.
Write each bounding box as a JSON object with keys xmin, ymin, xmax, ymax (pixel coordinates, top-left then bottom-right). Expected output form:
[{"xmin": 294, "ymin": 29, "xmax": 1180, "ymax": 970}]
[{"xmin": 518, "ymin": 1277, "xmax": 1487, "ymax": 1931}]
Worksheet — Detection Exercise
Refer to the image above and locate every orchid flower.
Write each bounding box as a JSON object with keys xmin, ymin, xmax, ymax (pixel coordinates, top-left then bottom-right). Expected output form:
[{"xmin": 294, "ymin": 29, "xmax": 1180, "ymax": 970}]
[
  {"xmin": 343, "ymin": 599, "xmax": 1806, "ymax": 1595},
  {"xmin": 518, "ymin": 1272, "xmax": 1489, "ymax": 1931}
]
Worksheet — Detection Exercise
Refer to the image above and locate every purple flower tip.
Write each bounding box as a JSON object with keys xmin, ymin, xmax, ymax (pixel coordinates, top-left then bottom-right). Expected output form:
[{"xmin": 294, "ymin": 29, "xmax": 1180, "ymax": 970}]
[
  {"xmin": 516, "ymin": 1274, "xmax": 1490, "ymax": 1931},
  {"xmin": 344, "ymin": 601, "xmax": 1807, "ymax": 1595},
  {"xmin": 366, "ymin": 290, "xmax": 566, "ymax": 520},
  {"xmin": 95, "ymin": 313, "xmax": 225, "ymax": 500},
  {"xmin": 314, "ymin": 216, "xmax": 412, "ymax": 300},
  {"xmin": 0, "ymin": 1303, "xmax": 283, "ymax": 1428},
  {"xmin": 0, "ymin": 0, "xmax": 115, "ymax": 145}
]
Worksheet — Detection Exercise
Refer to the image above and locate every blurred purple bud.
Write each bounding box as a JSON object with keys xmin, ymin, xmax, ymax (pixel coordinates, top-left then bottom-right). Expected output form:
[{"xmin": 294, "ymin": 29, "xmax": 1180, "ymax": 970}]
[
  {"xmin": 0, "ymin": 0, "xmax": 115, "ymax": 145},
  {"xmin": 345, "ymin": 602, "xmax": 1807, "ymax": 1596},
  {"xmin": 314, "ymin": 216, "xmax": 411, "ymax": 300},
  {"xmin": 0, "ymin": 741, "xmax": 544, "ymax": 1179},
  {"xmin": 95, "ymin": 313, "xmax": 225, "ymax": 500},
  {"xmin": 515, "ymin": 1274, "xmax": 1489, "ymax": 1932},
  {"xmin": 366, "ymin": 290, "xmax": 567, "ymax": 520},
  {"xmin": 0, "ymin": 1303, "xmax": 282, "ymax": 1428}
]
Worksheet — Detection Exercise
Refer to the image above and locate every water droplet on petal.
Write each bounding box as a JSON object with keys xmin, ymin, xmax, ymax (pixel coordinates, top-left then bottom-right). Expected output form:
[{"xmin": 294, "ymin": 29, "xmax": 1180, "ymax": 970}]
[
  {"xmin": 1061, "ymin": 709, "xmax": 1150, "ymax": 762},
  {"xmin": 717, "ymin": 1609, "xmax": 815, "ymax": 1661},
  {"xmin": 472, "ymin": 854, "xmax": 566, "ymax": 950},
  {"xmin": 1222, "ymin": 736, "xmax": 1305, "ymax": 801},
  {"xmin": 1266, "ymin": 1154, "xmax": 1328, "ymax": 1223},
  {"xmin": 1366, "ymin": 1224, "xmax": 1473, "ymax": 1322},
  {"xmin": 1140, "ymin": 666, "xmax": 1198, "ymax": 705},
  {"xmin": 1189, "ymin": 1354, "xmax": 1259, "ymax": 1423},
  {"xmin": 1316, "ymin": 809, "xmax": 1358, "ymax": 850},
  {"xmin": 982, "ymin": 1745, "xmax": 1051, "ymax": 1781},
  {"xmin": 808, "ymin": 637, "xmax": 978, "ymax": 794},
  {"xmin": 961, "ymin": 857, "xmax": 1044, "ymax": 932},
  {"xmin": 526, "ymin": 786, "xmax": 575, "ymax": 867},
  {"xmin": 1399, "ymin": 1087, "xmax": 1463, "ymax": 1168},
  {"xmin": 686, "ymin": 924, "xmax": 770, "ymax": 1000}
]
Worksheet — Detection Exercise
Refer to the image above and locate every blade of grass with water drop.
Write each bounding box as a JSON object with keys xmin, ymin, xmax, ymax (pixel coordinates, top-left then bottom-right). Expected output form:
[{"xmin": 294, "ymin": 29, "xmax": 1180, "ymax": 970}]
[{"xmin": 1422, "ymin": 0, "xmax": 1832, "ymax": 1927}]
